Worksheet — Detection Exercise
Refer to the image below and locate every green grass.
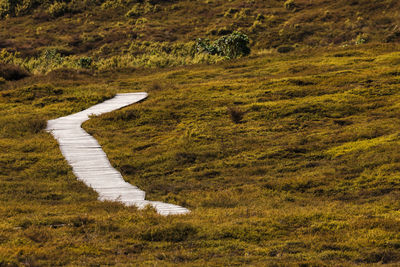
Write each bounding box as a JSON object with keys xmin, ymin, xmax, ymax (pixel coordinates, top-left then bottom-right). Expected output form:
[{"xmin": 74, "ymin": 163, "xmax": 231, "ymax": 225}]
[{"xmin": 2, "ymin": 43, "xmax": 400, "ymax": 265}]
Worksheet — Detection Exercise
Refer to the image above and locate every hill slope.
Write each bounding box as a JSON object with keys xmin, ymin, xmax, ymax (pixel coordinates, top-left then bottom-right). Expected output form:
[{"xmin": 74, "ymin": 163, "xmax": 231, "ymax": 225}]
[
  {"xmin": 1, "ymin": 0, "xmax": 400, "ymax": 73},
  {"xmin": 2, "ymin": 0, "xmax": 400, "ymax": 265},
  {"xmin": 2, "ymin": 44, "xmax": 400, "ymax": 265}
]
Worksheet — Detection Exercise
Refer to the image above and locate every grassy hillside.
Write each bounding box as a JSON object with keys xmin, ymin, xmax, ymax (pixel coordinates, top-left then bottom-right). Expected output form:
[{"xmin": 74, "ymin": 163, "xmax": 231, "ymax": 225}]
[
  {"xmin": 1, "ymin": 0, "xmax": 400, "ymax": 73},
  {"xmin": 2, "ymin": 43, "xmax": 400, "ymax": 265},
  {"xmin": 2, "ymin": 0, "xmax": 400, "ymax": 265}
]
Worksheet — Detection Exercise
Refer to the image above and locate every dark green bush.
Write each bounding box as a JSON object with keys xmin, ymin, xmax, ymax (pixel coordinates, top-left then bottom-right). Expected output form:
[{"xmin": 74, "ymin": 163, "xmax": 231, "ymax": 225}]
[
  {"xmin": 196, "ymin": 38, "xmax": 220, "ymax": 55},
  {"xmin": 43, "ymin": 49, "xmax": 64, "ymax": 64},
  {"xmin": 196, "ymin": 31, "xmax": 250, "ymax": 59},
  {"xmin": 77, "ymin": 57, "xmax": 92, "ymax": 69},
  {"xmin": 216, "ymin": 31, "xmax": 250, "ymax": 59}
]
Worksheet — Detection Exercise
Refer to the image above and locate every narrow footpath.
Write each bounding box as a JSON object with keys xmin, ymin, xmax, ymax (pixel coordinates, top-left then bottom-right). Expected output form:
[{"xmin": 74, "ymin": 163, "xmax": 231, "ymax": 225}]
[{"xmin": 46, "ymin": 92, "xmax": 190, "ymax": 215}]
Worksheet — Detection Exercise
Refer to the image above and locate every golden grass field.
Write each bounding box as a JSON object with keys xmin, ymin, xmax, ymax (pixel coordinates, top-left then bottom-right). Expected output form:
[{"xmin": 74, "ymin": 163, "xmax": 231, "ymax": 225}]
[{"xmin": 2, "ymin": 0, "xmax": 400, "ymax": 265}]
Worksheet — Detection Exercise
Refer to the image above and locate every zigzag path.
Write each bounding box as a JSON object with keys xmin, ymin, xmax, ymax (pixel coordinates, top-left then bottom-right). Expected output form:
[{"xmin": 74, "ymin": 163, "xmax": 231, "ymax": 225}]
[{"xmin": 46, "ymin": 92, "xmax": 190, "ymax": 215}]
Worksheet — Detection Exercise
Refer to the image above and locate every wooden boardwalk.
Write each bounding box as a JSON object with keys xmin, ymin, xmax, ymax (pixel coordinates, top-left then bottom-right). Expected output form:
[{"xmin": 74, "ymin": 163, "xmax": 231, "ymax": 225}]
[{"xmin": 46, "ymin": 93, "xmax": 190, "ymax": 215}]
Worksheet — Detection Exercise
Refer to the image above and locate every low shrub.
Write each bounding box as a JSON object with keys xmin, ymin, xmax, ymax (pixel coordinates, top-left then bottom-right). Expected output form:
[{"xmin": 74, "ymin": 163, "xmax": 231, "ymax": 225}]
[
  {"xmin": 150, "ymin": 81, "xmax": 162, "ymax": 91},
  {"xmin": 135, "ymin": 17, "xmax": 148, "ymax": 25},
  {"xmin": 47, "ymin": 1, "xmax": 68, "ymax": 18},
  {"xmin": 0, "ymin": 63, "xmax": 29, "ymax": 80},
  {"xmin": 125, "ymin": 3, "xmax": 142, "ymax": 18},
  {"xmin": 15, "ymin": 0, "xmax": 39, "ymax": 16},
  {"xmin": 224, "ymin": 8, "xmax": 238, "ymax": 17},
  {"xmin": 26, "ymin": 117, "xmax": 47, "ymax": 134},
  {"xmin": 284, "ymin": 0, "xmax": 296, "ymax": 11},
  {"xmin": 0, "ymin": 39, "xmax": 224, "ymax": 74},
  {"xmin": 208, "ymin": 27, "xmax": 232, "ymax": 36},
  {"xmin": 196, "ymin": 31, "xmax": 250, "ymax": 59},
  {"xmin": 256, "ymin": 13, "xmax": 265, "ymax": 21},
  {"xmin": 77, "ymin": 57, "xmax": 92, "ymax": 69},
  {"xmin": 175, "ymin": 151, "xmax": 197, "ymax": 164},
  {"xmin": 233, "ymin": 8, "xmax": 251, "ymax": 20},
  {"xmin": 196, "ymin": 38, "xmax": 220, "ymax": 55},
  {"xmin": 277, "ymin": 46, "xmax": 294, "ymax": 53},
  {"xmin": 385, "ymin": 30, "xmax": 400, "ymax": 43},
  {"xmin": 0, "ymin": 0, "xmax": 18, "ymax": 18},
  {"xmin": 227, "ymin": 106, "xmax": 244, "ymax": 123},
  {"xmin": 355, "ymin": 33, "xmax": 369, "ymax": 45},
  {"xmin": 250, "ymin": 20, "xmax": 263, "ymax": 33},
  {"xmin": 101, "ymin": 0, "xmax": 131, "ymax": 10},
  {"xmin": 141, "ymin": 223, "xmax": 197, "ymax": 242},
  {"xmin": 200, "ymin": 191, "xmax": 239, "ymax": 208},
  {"xmin": 24, "ymin": 227, "xmax": 51, "ymax": 243},
  {"xmin": 1, "ymin": 0, "xmax": 43, "ymax": 18},
  {"xmin": 1, "ymin": 84, "xmax": 63, "ymax": 102},
  {"xmin": 216, "ymin": 31, "xmax": 250, "ymax": 59},
  {"xmin": 70, "ymin": 215, "xmax": 94, "ymax": 227},
  {"xmin": 0, "ymin": 115, "xmax": 47, "ymax": 137},
  {"xmin": 126, "ymin": 2, "xmax": 156, "ymax": 18}
]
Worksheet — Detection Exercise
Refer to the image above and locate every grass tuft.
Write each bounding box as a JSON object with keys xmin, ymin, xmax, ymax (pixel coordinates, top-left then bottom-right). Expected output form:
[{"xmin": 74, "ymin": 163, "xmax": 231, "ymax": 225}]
[{"xmin": 227, "ymin": 106, "xmax": 245, "ymax": 123}]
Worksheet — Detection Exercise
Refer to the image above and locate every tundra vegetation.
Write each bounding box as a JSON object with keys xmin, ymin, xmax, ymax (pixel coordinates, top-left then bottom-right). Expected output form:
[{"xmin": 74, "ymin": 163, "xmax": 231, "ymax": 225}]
[{"xmin": 1, "ymin": 0, "xmax": 400, "ymax": 265}]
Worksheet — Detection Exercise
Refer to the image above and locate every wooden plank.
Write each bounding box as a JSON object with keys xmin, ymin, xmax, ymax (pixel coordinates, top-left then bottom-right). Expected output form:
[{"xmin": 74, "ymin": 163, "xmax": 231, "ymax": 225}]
[{"xmin": 47, "ymin": 92, "xmax": 190, "ymax": 216}]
